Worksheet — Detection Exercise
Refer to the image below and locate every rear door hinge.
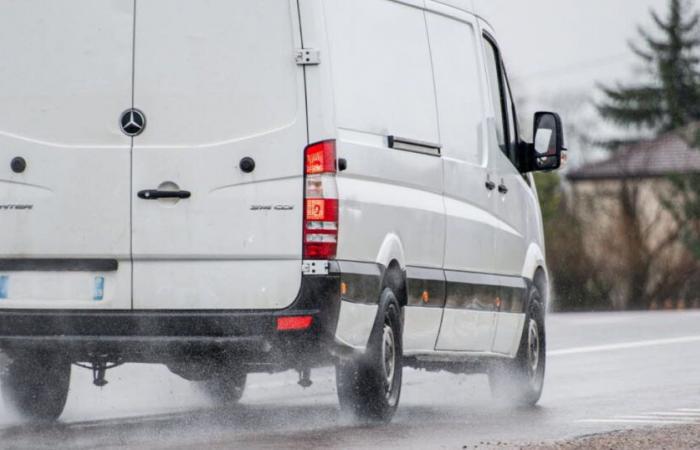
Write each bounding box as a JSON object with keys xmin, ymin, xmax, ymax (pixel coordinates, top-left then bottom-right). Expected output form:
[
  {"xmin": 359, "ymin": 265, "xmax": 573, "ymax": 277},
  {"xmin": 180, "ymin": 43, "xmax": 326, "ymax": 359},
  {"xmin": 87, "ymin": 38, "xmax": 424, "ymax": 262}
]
[{"xmin": 295, "ymin": 48, "xmax": 321, "ymax": 66}]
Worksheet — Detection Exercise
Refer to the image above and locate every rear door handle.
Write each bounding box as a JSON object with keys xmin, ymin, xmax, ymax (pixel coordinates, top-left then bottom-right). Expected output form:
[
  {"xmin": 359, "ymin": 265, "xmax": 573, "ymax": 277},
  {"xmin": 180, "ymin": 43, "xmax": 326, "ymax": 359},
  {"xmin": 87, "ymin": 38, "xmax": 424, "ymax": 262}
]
[
  {"xmin": 498, "ymin": 184, "xmax": 509, "ymax": 194},
  {"xmin": 485, "ymin": 180, "xmax": 496, "ymax": 191},
  {"xmin": 137, "ymin": 190, "xmax": 191, "ymax": 200}
]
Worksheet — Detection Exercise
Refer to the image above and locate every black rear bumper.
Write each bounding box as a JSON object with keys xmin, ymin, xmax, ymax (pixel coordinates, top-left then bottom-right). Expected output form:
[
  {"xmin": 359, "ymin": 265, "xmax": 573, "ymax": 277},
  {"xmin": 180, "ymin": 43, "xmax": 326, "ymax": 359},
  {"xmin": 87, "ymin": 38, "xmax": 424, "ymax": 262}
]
[{"xmin": 0, "ymin": 274, "xmax": 342, "ymax": 367}]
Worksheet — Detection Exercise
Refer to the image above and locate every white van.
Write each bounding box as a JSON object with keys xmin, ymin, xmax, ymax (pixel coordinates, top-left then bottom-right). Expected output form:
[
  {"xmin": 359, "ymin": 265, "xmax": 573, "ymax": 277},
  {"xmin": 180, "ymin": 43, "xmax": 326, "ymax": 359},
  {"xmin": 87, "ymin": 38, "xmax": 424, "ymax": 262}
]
[{"xmin": 0, "ymin": 0, "xmax": 564, "ymax": 422}]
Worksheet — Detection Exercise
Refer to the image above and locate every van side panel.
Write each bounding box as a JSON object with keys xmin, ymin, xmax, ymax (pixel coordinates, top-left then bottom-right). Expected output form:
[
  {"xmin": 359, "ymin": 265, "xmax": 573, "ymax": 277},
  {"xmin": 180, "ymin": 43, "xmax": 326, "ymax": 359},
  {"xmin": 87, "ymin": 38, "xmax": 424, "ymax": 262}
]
[
  {"xmin": 323, "ymin": 0, "xmax": 444, "ymax": 267},
  {"xmin": 322, "ymin": 0, "xmax": 445, "ymax": 352},
  {"xmin": 478, "ymin": 19, "xmax": 531, "ymax": 357},
  {"xmin": 0, "ymin": 1, "xmax": 134, "ymax": 310},
  {"xmin": 425, "ymin": 5, "xmax": 499, "ymax": 353},
  {"xmin": 428, "ymin": 5, "xmax": 494, "ymax": 275}
]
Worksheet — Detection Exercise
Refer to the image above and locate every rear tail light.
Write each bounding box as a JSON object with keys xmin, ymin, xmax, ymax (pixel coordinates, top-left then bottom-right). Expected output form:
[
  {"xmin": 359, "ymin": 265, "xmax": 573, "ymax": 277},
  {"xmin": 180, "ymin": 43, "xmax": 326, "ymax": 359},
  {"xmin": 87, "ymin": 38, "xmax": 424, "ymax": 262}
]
[
  {"xmin": 304, "ymin": 140, "xmax": 338, "ymax": 260},
  {"xmin": 305, "ymin": 140, "xmax": 337, "ymax": 175}
]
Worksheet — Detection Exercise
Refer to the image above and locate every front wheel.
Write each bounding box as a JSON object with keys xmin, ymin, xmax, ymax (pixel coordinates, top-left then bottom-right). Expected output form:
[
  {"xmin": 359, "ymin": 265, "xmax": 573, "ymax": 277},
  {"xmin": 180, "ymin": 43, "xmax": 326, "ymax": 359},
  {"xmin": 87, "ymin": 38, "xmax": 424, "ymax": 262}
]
[
  {"xmin": 336, "ymin": 288, "xmax": 403, "ymax": 423},
  {"xmin": 489, "ymin": 285, "xmax": 546, "ymax": 407},
  {"xmin": 0, "ymin": 350, "xmax": 71, "ymax": 421}
]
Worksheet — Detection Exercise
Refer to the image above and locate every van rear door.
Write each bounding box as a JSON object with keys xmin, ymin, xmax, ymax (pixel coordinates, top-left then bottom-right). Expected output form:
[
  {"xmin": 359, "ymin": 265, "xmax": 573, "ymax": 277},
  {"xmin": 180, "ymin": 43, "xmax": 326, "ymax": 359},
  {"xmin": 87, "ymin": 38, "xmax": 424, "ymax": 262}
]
[
  {"xmin": 131, "ymin": 0, "xmax": 307, "ymax": 310},
  {"xmin": 0, "ymin": 1, "xmax": 134, "ymax": 310}
]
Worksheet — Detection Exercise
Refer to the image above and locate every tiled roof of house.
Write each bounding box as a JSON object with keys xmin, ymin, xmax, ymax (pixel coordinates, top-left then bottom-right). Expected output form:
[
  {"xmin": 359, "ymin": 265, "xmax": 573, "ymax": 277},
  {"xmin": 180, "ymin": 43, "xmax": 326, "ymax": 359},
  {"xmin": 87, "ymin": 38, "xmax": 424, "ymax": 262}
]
[{"xmin": 567, "ymin": 125, "xmax": 700, "ymax": 181}]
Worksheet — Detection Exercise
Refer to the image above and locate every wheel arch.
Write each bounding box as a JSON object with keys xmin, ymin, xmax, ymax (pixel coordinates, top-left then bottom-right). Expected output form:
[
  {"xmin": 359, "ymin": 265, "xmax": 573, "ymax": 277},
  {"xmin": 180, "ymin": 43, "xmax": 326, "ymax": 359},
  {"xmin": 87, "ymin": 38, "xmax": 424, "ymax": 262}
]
[
  {"xmin": 382, "ymin": 260, "xmax": 407, "ymax": 308},
  {"xmin": 533, "ymin": 266, "xmax": 549, "ymax": 310},
  {"xmin": 522, "ymin": 243, "xmax": 549, "ymax": 310},
  {"xmin": 376, "ymin": 233, "xmax": 408, "ymax": 308}
]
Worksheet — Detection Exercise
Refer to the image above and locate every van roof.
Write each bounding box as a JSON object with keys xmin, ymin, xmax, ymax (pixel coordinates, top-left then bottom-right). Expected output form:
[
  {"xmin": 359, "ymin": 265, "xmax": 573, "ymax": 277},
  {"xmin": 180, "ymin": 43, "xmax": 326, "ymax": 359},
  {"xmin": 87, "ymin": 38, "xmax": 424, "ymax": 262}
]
[
  {"xmin": 430, "ymin": 0, "xmax": 495, "ymax": 31},
  {"xmin": 432, "ymin": 0, "xmax": 474, "ymax": 14}
]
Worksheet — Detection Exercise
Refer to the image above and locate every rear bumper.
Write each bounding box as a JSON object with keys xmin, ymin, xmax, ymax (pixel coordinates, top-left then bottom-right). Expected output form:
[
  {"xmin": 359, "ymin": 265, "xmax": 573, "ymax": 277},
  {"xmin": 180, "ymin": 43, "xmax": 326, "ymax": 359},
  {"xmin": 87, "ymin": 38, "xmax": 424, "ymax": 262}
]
[{"xmin": 0, "ymin": 274, "xmax": 342, "ymax": 367}]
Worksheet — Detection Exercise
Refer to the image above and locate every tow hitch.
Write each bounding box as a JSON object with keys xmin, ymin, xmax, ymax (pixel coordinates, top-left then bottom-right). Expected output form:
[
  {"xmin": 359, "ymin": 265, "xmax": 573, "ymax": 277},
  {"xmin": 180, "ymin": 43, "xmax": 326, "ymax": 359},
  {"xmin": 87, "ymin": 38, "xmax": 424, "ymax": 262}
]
[{"xmin": 74, "ymin": 358, "xmax": 124, "ymax": 387}]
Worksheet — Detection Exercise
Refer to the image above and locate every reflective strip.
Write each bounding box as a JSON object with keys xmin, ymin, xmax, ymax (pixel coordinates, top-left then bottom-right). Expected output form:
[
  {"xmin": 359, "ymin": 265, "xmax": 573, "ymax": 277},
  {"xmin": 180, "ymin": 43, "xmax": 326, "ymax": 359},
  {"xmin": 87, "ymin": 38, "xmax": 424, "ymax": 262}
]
[
  {"xmin": 93, "ymin": 276, "xmax": 105, "ymax": 301},
  {"xmin": 0, "ymin": 276, "xmax": 7, "ymax": 299}
]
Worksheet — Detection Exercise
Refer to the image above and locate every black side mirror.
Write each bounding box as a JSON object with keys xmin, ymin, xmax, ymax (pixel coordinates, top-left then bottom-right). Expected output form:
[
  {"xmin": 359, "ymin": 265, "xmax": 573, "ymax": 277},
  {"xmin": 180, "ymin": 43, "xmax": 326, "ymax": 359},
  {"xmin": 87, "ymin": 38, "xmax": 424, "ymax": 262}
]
[{"xmin": 530, "ymin": 112, "xmax": 565, "ymax": 172}]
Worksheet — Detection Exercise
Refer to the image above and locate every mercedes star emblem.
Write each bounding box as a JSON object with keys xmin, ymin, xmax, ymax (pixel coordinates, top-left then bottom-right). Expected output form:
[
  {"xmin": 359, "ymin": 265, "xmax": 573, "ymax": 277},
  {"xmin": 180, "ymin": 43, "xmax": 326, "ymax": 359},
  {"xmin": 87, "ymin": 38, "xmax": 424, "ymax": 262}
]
[{"xmin": 120, "ymin": 108, "xmax": 146, "ymax": 137}]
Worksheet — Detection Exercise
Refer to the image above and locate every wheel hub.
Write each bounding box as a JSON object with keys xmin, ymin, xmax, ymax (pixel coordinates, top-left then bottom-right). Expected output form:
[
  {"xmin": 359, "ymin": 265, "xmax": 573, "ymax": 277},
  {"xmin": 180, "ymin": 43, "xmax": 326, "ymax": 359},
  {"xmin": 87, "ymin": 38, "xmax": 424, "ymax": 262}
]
[
  {"xmin": 381, "ymin": 324, "xmax": 396, "ymax": 396},
  {"xmin": 527, "ymin": 318, "xmax": 540, "ymax": 381}
]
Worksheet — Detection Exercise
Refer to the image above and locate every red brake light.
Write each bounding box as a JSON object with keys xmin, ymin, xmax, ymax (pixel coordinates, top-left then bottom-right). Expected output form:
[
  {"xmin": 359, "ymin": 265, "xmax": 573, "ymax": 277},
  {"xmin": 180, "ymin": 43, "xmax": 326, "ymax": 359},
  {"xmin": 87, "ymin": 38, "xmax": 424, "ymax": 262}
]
[
  {"xmin": 305, "ymin": 140, "xmax": 336, "ymax": 175},
  {"xmin": 277, "ymin": 315, "xmax": 314, "ymax": 331},
  {"xmin": 304, "ymin": 140, "xmax": 339, "ymax": 260}
]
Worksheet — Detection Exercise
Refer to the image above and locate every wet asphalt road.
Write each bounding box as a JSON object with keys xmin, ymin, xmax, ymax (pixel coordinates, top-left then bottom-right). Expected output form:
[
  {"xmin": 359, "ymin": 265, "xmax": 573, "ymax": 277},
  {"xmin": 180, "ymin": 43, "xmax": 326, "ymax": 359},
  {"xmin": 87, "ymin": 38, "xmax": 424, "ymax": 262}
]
[{"xmin": 1, "ymin": 310, "xmax": 700, "ymax": 449}]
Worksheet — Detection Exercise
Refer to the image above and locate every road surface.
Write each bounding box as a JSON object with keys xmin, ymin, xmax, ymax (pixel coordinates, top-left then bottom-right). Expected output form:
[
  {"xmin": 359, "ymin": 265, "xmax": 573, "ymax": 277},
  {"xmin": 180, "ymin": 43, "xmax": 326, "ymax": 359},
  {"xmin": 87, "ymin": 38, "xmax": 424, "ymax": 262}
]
[{"xmin": 1, "ymin": 310, "xmax": 699, "ymax": 449}]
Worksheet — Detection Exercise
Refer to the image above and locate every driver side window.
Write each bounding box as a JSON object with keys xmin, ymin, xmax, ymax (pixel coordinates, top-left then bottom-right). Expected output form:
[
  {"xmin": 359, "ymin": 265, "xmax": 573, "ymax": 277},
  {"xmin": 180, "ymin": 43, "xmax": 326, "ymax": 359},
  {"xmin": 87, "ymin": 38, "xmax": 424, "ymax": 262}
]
[
  {"xmin": 483, "ymin": 37, "xmax": 507, "ymax": 154},
  {"xmin": 482, "ymin": 35, "xmax": 521, "ymax": 169},
  {"xmin": 503, "ymin": 74, "xmax": 519, "ymax": 163}
]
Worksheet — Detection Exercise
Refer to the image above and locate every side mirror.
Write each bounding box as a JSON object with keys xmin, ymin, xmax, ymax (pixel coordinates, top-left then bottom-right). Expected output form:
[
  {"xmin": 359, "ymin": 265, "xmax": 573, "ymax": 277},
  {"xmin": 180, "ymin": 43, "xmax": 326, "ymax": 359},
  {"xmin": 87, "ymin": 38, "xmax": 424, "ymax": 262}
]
[{"xmin": 531, "ymin": 112, "xmax": 565, "ymax": 172}]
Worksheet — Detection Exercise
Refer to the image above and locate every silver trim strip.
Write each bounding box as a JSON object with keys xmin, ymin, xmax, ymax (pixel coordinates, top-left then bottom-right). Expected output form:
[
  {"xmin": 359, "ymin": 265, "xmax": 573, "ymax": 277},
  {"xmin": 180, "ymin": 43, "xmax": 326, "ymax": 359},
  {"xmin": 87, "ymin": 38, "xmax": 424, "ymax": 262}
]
[
  {"xmin": 388, "ymin": 136, "xmax": 441, "ymax": 156},
  {"xmin": 404, "ymin": 350, "xmax": 513, "ymax": 360},
  {"xmin": 406, "ymin": 266, "xmax": 445, "ymax": 282},
  {"xmin": 334, "ymin": 260, "xmax": 383, "ymax": 277}
]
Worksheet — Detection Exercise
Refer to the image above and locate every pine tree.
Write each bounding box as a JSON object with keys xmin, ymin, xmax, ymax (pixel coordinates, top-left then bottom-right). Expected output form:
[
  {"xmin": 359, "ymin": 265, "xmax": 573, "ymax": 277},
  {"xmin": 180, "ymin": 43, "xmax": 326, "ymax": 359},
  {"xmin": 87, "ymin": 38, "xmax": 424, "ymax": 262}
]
[{"xmin": 598, "ymin": 0, "xmax": 700, "ymax": 132}]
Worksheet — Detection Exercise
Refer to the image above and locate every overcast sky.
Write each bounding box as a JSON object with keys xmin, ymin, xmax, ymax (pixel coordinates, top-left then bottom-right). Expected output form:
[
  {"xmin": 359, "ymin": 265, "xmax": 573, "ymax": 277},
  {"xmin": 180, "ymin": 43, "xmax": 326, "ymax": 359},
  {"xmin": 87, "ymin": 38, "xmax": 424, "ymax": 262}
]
[{"xmin": 475, "ymin": 0, "xmax": 674, "ymax": 103}]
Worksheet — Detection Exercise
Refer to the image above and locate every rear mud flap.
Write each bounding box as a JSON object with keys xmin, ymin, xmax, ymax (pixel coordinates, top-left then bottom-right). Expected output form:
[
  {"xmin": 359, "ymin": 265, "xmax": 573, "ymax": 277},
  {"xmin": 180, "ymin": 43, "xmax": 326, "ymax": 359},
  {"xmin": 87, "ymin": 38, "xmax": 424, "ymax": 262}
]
[{"xmin": 334, "ymin": 301, "xmax": 378, "ymax": 351}]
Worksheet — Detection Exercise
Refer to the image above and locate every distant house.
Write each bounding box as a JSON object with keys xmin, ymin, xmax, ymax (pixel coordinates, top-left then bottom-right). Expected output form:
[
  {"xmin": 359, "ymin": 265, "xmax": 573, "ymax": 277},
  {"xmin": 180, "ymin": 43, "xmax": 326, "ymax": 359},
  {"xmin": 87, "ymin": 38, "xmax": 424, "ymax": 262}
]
[
  {"xmin": 568, "ymin": 126, "xmax": 700, "ymax": 182},
  {"xmin": 566, "ymin": 124, "xmax": 700, "ymax": 310}
]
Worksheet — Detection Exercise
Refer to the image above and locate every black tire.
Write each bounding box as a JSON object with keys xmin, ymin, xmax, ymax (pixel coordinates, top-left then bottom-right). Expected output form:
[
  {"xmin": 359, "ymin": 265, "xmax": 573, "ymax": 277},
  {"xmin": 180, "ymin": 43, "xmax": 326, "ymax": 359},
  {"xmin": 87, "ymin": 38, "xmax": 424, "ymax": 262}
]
[
  {"xmin": 336, "ymin": 288, "xmax": 403, "ymax": 423},
  {"xmin": 489, "ymin": 285, "xmax": 546, "ymax": 407},
  {"xmin": 0, "ymin": 350, "xmax": 71, "ymax": 421},
  {"xmin": 201, "ymin": 370, "xmax": 247, "ymax": 406}
]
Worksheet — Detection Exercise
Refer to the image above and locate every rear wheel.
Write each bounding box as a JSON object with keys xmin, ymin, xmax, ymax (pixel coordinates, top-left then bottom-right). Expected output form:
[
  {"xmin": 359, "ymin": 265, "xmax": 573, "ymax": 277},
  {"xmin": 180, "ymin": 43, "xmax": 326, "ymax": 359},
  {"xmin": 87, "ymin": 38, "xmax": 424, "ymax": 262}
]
[
  {"xmin": 0, "ymin": 351, "xmax": 71, "ymax": 421},
  {"xmin": 336, "ymin": 288, "xmax": 403, "ymax": 423},
  {"xmin": 489, "ymin": 285, "xmax": 546, "ymax": 407}
]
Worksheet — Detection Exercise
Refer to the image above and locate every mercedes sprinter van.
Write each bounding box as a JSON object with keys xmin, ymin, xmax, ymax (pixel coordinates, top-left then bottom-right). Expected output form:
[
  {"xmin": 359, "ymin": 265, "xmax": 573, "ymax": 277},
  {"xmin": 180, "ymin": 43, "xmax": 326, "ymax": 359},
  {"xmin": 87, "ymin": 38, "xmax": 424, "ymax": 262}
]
[{"xmin": 0, "ymin": 0, "xmax": 564, "ymax": 422}]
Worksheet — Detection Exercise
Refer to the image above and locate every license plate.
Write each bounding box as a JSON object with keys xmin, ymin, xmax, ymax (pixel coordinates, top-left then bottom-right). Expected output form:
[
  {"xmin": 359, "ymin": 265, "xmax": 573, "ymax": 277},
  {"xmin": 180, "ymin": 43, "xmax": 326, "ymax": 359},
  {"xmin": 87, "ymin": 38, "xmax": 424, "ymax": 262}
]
[{"xmin": 0, "ymin": 272, "xmax": 105, "ymax": 302}]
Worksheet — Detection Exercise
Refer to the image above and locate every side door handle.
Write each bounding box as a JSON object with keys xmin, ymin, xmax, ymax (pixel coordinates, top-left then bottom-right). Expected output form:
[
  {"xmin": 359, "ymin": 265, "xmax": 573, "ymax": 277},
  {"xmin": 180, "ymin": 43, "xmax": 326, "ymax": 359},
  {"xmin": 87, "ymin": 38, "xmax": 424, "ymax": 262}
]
[
  {"xmin": 138, "ymin": 190, "xmax": 192, "ymax": 200},
  {"xmin": 485, "ymin": 180, "xmax": 496, "ymax": 191},
  {"xmin": 498, "ymin": 184, "xmax": 509, "ymax": 194}
]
